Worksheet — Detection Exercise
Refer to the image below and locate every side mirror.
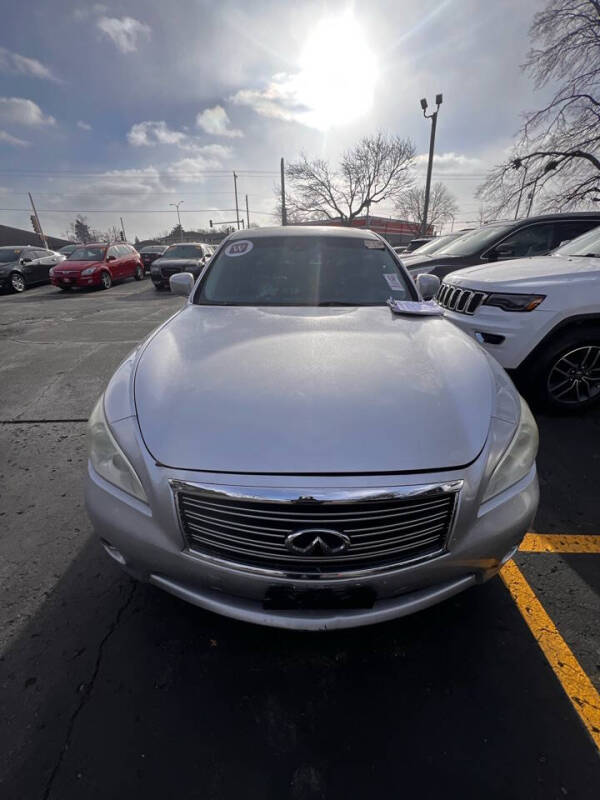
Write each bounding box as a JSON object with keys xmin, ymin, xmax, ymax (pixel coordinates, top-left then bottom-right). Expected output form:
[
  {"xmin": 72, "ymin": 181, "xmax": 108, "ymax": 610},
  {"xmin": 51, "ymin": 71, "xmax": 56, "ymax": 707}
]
[
  {"xmin": 490, "ymin": 244, "xmax": 514, "ymax": 261},
  {"xmin": 416, "ymin": 273, "xmax": 440, "ymax": 301},
  {"xmin": 170, "ymin": 272, "xmax": 195, "ymax": 297},
  {"xmin": 107, "ymin": 255, "xmax": 116, "ymax": 262},
  {"xmin": 20, "ymin": 257, "xmax": 32, "ymax": 265}
]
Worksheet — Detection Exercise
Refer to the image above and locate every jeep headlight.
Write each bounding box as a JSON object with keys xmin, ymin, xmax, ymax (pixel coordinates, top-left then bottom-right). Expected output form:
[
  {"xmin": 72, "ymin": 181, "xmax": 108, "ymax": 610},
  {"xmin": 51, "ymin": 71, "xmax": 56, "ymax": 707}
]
[
  {"xmin": 482, "ymin": 396, "xmax": 538, "ymax": 502},
  {"xmin": 88, "ymin": 396, "xmax": 148, "ymax": 502}
]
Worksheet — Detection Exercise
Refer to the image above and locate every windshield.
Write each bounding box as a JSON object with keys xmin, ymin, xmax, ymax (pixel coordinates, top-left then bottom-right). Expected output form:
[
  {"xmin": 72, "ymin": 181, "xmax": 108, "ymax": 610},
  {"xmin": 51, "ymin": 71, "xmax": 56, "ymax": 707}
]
[
  {"xmin": 435, "ymin": 223, "xmax": 514, "ymax": 256},
  {"xmin": 0, "ymin": 248, "xmax": 23, "ymax": 263},
  {"xmin": 554, "ymin": 225, "xmax": 600, "ymax": 258},
  {"xmin": 141, "ymin": 246, "xmax": 164, "ymax": 253},
  {"xmin": 164, "ymin": 244, "xmax": 205, "ymax": 259},
  {"xmin": 195, "ymin": 235, "xmax": 414, "ymax": 306},
  {"xmin": 409, "ymin": 234, "xmax": 463, "ymax": 256},
  {"xmin": 67, "ymin": 246, "xmax": 106, "ymax": 261}
]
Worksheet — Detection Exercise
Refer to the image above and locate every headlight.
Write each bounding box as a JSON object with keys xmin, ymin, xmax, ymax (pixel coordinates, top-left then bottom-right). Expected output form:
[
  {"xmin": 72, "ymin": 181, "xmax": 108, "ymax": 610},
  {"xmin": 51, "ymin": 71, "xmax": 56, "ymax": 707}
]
[
  {"xmin": 482, "ymin": 396, "xmax": 538, "ymax": 502},
  {"xmin": 81, "ymin": 266, "xmax": 97, "ymax": 276},
  {"xmin": 88, "ymin": 396, "xmax": 148, "ymax": 503},
  {"xmin": 483, "ymin": 293, "xmax": 545, "ymax": 312}
]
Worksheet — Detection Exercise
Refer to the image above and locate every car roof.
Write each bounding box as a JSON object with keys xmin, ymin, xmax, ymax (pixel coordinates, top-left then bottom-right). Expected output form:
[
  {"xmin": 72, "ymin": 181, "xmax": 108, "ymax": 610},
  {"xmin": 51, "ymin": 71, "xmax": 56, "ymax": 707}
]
[
  {"xmin": 0, "ymin": 244, "xmax": 31, "ymax": 249},
  {"xmin": 226, "ymin": 225, "xmax": 381, "ymax": 240},
  {"xmin": 490, "ymin": 212, "xmax": 600, "ymax": 225},
  {"xmin": 166, "ymin": 241, "xmax": 211, "ymax": 245}
]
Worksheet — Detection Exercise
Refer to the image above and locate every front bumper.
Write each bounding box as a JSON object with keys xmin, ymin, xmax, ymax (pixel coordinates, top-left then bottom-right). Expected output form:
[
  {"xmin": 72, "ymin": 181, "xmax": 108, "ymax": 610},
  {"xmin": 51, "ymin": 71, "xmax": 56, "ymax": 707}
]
[
  {"xmin": 441, "ymin": 305, "xmax": 556, "ymax": 370},
  {"xmin": 51, "ymin": 272, "xmax": 101, "ymax": 288},
  {"xmin": 84, "ymin": 417, "xmax": 539, "ymax": 630}
]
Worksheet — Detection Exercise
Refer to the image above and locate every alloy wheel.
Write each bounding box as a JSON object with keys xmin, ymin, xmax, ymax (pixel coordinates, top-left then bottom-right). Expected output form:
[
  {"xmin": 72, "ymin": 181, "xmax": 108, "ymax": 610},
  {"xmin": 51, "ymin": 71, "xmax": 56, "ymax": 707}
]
[
  {"xmin": 547, "ymin": 345, "xmax": 600, "ymax": 405},
  {"xmin": 11, "ymin": 272, "xmax": 25, "ymax": 293}
]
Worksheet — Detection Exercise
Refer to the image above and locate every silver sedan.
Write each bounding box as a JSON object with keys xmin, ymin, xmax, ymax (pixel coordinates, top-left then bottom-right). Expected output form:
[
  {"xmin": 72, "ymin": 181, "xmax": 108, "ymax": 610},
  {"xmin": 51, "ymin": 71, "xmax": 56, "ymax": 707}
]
[{"xmin": 85, "ymin": 226, "xmax": 539, "ymax": 630}]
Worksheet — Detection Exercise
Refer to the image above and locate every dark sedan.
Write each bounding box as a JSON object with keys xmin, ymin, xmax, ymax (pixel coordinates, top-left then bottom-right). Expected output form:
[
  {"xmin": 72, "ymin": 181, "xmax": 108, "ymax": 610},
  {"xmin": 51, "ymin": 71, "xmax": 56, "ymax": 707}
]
[
  {"xmin": 0, "ymin": 246, "xmax": 65, "ymax": 293},
  {"xmin": 150, "ymin": 242, "xmax": 214, "ymax": 290},
  {"xmin": 404, "ymin": 213, "xmax": 600, "ymax": 280},
  {"xmin": 139, "ymin": 244, "xmax": 167, "ymax": 273}
]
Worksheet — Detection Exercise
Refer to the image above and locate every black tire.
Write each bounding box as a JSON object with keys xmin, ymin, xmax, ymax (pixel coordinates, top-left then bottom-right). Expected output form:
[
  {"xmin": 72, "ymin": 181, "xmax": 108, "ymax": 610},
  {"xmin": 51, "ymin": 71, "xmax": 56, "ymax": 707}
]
[
  {"xmin": 59, "ymin": 285, "xmax": 72, "ymax": 291},
  {"xmin": 524, "ymin": 327, "xmax": 600, "ymax": 413},
  {"xmin": 100, "ymin": 271, "xmax": 112, "ymax": 290},
  {"xmin": 10, "ymin": 271, "xmax": 26, "ymax": 293},
  {"xmin": 134, "ymin": 264, "xmax": 144, "ymax": 281}
]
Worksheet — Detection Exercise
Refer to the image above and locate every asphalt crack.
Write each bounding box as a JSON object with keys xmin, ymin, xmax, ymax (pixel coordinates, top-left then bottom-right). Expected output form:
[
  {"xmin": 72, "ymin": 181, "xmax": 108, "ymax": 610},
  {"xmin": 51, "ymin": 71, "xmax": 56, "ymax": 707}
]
[{"xmin": 41, "ymin": 581, "xmax": 137, "ymax": 800}]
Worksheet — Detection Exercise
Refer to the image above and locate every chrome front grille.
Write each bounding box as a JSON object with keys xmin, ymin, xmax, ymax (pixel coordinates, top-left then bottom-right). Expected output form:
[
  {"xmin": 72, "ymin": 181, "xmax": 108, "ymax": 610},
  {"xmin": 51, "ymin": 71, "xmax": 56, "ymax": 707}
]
[
  {"xmin": 173, "ymin": 482, "xmax": 461, "ymax": 574},
  {"xmin": 436, "ymin": 283, "xmax": 486, "ymax": 315}
]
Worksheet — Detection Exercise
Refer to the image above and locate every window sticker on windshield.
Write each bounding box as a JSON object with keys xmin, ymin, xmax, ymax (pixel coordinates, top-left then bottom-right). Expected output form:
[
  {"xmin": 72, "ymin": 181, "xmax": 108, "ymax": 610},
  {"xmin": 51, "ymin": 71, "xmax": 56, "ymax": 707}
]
[
  {"xmin": 384, "ymin": 273, "xmax": 403, "ymax": 290},
  {"xmin": 225, "ymin": 240, "xmax": 254, "ymax": 257}
]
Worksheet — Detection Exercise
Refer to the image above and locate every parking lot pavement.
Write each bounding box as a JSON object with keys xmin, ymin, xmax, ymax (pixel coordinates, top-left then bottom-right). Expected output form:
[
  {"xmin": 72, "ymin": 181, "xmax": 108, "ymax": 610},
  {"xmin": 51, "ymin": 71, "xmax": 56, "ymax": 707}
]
[{"xmin": 1, "ymin": 280, "xmax": 599, "ymax": 799}]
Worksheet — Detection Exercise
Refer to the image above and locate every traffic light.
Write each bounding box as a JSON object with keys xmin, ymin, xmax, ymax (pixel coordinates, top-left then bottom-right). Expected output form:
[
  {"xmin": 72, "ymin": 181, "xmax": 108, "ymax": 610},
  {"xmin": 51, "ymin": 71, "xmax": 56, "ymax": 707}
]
[
  {"xmin": 209, "ymin": 219, "xmax": 213, "ymax": 228},
  {"xmin": 119, "ymin": 230, "xmax": 125, "ymax": 241},
  {"xmin": 30, "ymin": 214, "xmax": 41, "ymax": 234}
]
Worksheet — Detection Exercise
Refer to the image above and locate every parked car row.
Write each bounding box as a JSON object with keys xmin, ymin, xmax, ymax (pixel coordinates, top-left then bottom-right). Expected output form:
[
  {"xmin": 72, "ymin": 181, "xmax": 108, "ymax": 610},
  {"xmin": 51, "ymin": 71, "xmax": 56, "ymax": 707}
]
[{"xmin": 0, "ymin": 240, "xmax": 217, "ymax": 293}]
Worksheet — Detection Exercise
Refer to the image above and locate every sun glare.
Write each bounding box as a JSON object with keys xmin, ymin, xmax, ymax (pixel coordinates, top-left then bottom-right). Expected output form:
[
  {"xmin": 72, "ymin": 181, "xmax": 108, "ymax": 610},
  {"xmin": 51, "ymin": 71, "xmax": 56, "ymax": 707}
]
[{"xmin": 294, "ymin": 11, "xmax": 378, "ymax": 129}]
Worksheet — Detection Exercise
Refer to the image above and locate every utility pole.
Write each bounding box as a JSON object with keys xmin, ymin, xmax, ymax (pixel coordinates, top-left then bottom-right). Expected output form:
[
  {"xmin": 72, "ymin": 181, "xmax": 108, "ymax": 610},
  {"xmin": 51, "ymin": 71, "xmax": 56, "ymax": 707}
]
[
  {"xmin": 245, "ymin": 194, "xmax": 250, "ymax": 229},
  {"xmin": 169, "ymin": 201, "xmax": 184, "ymax": 241},
  {"xmin": 120, "ymin": 216, "xmax": 127, "ymax": 241},
  {"xmin": 280, "ymin": 157, "xmax": 287, "ymax": 226},
  {"xmin": 233, "ymin": 172, "xmax": 240, "ymax": 230},
  {"xmin": 28, "ymin": 192, "xmax": 48, "ymax": 249},
  {"xmin": 419, "ymin": 93, "xmax": 443, "ymax": 236}
]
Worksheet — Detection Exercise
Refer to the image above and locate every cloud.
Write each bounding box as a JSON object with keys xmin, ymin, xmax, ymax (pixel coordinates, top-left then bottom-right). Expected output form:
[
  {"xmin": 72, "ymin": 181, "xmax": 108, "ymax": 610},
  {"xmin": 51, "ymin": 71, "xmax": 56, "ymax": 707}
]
[
  {"xmin": 97, "ymin": 16, "xmax": 151, "ymax": 53},
  {"xmin": 167, "ymin": 147, "xmax": 233, "ymax": 182},
  {"xmin": 0, "ymin": 130, "xmax": 30, "ymax": 147},
  {"xmin": 414, "ymin": 152, "xmax": 485, "ymax": 174},
  {"xmin": 230, "ymin": 76, "xmax": 309, "ymax": 124},
  {"xmin": 127, "ymin": 120, "xmax": 189, "ymax": 148},
  {"xmin": 0, "ymin": 97, "xmax": 55, "ymax": 126},
  {"xmin": 0, "ymin": 47, "xmax": 60, "ymax": 82},
  {"xmin": 196, "ymin": 105, "xmax": 243, "ymax": 138},
  {"xmin": 77, "ymin": 120, "xmax": 92, "ymax": 131},
  {"xmin": 127, "ymin": 121, "xmax": 236, "ymax": 154}
]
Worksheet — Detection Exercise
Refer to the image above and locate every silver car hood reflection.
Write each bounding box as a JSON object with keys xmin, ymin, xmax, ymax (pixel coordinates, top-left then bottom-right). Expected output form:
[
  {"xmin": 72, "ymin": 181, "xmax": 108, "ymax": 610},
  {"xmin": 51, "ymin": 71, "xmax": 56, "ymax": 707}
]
[{"xmin": 134, "ymin": 305, "xmax": 493, "ymax": 473}]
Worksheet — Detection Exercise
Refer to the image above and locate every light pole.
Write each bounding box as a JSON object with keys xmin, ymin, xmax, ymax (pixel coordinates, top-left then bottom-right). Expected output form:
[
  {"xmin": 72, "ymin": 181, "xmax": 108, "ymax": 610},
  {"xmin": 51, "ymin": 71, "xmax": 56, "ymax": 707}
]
[
  {"xmin": 420, "ymin": 93, "xmax": 443, "ymax": 237},
  {"xmin": 169, "ymin": 201, "xmax": 184, "ymax": 241}
]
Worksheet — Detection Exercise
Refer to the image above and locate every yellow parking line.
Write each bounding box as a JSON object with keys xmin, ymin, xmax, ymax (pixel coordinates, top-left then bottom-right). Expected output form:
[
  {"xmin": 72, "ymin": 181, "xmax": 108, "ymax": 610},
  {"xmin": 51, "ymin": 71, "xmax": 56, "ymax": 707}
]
[
  {"xmin": 519, "ymin": 533, "xmax": 600, "ymax": 554},
  {"xmin": 501, "ymin": 560, "xmax": 600, "ymax": 750}
]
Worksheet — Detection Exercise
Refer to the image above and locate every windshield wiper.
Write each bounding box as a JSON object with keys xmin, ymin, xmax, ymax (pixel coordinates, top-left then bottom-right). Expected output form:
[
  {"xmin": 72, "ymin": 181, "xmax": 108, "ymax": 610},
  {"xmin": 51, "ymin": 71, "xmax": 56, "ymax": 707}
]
[
  {"xmin": 316, "ymin": 301, "xmax": 382, "ymax": 306},
  {"xmin": 568, "ymin": 253, "xmax": 600, "ymax": 258}
]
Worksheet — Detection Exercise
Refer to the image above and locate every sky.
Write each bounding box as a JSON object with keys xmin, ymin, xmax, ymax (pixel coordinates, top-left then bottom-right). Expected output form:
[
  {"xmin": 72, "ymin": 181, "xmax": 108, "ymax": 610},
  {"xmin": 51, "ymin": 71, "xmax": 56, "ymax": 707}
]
[{"xmin": 0, "ymin": 0, "xmax": 552, "ymax": 241}]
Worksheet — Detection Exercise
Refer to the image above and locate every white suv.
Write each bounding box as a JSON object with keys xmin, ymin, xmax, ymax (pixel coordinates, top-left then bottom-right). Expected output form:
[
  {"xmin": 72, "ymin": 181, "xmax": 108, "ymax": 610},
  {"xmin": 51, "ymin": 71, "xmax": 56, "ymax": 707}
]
[{"xmin": 434, "ymin": 226, "xmax": 600, "ymax": 412}]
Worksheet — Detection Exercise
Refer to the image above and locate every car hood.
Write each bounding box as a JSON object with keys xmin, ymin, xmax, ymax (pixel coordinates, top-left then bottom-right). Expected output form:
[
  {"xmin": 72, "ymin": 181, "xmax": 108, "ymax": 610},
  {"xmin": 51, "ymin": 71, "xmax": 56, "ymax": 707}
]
[
  {"xmin": 56, "ymin": 260, "xmax": 104, "ymax": 272},
  {"xmin": 154, "ymin": 258, "xmax": 202, "ymax": 268},
  {"xmin": 134, "ymin": 306, "xmax": 494, "ymax": 474},
  {"xmin": 444, "ymin": 254, "xmax": 600, "ymax": 288}
]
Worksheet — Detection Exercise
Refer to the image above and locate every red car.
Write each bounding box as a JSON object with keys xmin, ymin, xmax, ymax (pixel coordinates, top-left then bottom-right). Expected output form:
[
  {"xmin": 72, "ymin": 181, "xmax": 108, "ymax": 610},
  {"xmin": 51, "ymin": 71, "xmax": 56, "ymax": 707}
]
[{"xmin": 50, "ymin": 243, "xmax": 144, "ymax": 290}]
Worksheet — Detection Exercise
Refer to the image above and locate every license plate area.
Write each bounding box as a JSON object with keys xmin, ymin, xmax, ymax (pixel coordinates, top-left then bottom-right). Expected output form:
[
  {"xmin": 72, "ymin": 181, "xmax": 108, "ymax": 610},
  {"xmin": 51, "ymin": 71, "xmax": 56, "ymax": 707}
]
[{"xmin": 263, "ymin": 586, "xmax": 376, "ymax": 611}]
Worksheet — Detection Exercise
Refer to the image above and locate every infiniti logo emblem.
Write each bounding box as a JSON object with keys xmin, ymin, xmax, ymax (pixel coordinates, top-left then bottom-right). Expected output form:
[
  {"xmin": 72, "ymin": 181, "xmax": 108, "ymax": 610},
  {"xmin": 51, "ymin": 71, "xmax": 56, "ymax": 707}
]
[{"xmin": 285, "ymin": 528, "xmax": 350, "ymax": 556}]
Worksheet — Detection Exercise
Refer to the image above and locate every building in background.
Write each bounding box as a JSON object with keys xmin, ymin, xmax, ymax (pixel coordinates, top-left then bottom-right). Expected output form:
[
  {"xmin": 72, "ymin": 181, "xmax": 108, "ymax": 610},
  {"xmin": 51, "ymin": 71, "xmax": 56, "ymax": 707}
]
[
  {"xmin": 300, "ymin": 215, "xmax": 432, "ymax": 246},
  {"xmin": 0, "ymin": 224, "xmax": 70, "ymax": 250}
]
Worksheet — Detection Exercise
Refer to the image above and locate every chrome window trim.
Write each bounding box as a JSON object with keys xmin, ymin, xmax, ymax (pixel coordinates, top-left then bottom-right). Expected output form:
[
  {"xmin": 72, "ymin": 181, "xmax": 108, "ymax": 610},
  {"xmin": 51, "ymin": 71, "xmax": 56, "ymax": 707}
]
[{"xmin": 170, "ymin": 479, "xmax": 463, "ymax": 581}]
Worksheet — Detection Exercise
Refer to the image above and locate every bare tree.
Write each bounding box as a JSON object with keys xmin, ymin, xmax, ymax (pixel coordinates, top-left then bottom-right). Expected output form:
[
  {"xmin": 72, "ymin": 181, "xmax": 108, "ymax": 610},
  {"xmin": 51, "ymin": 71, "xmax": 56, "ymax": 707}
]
[
  {"xmin": 478, "ymin": 0, "xmax": 600, "ymax": 215},
  {"xmin": 283, "ymin": 133, "xmax": 415, "ymax": 223},
  {"xmin": 395, "ymin": 182, "xmax": 458, "ymax": 231}
]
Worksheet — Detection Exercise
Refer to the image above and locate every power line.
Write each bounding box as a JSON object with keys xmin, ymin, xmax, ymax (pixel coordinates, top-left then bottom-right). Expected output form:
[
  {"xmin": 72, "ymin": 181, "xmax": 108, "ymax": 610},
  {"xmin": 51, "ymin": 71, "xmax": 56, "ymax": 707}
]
[{"xmin": 0, "ymin": 207, "xmax": 277, "ymax": 215}]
